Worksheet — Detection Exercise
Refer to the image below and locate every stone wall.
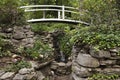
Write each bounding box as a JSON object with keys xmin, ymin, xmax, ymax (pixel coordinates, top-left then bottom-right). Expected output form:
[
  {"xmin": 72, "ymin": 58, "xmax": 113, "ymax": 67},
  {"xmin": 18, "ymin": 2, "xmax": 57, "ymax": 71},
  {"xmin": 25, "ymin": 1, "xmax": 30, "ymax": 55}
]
[
  {"xmin": 0, "ymin": 25, "xmax": 35, "ymax": 53},
  {"xmin": 72, "ymin": 43, "xmax": 120, "ymax": 80}
]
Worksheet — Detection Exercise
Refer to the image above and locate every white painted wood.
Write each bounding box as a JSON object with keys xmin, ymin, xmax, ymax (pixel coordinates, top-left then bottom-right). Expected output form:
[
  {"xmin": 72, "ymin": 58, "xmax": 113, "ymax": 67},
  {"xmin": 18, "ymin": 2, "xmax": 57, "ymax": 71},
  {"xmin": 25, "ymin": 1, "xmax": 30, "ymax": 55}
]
[
  {"xmin": 25, "ymin": 9, "xmax": 79, "ymax": 14},
  {"xmin": 43, "ymin": 11, "xmax": 45, "ymax": 18},
  {"xmin": 58, "ymin": 11, "xmax": 61, "ymax": 19},
  {"xmin": 20, "ymin": 5, "xmax": 78, "ymax": 10},
  {"xmin": 27, "ymin": 18, "xmax": 89, "ymax": 25},
  {"xmin": 20, "ymin": 5, "xmax": 89, "ymax": 25},
  {"xmin": 62, "ymin": 5, "xmax": 65, "ymax": 19}
]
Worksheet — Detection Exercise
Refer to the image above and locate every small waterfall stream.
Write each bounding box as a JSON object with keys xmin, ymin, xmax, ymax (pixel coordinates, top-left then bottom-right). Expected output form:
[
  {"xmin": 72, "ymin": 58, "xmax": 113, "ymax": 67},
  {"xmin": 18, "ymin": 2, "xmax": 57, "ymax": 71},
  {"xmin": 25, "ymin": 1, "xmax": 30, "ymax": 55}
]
[{"xmin": 60, "ymin": 51, "xmax": 65, "ymax": 62}]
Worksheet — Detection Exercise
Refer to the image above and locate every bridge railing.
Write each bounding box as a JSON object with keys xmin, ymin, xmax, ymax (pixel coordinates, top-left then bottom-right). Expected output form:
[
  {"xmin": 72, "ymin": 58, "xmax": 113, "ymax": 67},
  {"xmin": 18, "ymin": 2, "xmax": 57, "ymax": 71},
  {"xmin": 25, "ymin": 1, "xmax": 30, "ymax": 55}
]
[{"xmin": 20, "ymin": 5, "xmax": 79, "ymax": 20}]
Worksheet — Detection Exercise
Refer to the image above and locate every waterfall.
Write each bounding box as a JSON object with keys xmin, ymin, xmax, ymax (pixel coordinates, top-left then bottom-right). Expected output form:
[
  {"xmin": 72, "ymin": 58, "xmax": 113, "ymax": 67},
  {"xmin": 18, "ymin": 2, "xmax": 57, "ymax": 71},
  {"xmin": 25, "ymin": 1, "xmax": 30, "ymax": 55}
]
[{"xmin": 60, "ymin": 51, "xmax": 65, "ymax": 62}]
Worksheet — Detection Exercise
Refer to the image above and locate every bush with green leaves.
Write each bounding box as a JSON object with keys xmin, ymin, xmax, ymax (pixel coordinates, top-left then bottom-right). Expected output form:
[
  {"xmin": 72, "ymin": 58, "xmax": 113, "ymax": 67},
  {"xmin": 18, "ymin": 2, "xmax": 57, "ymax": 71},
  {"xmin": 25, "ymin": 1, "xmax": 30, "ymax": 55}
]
[
  {"xmin": 5, "ymin": 60, "xmax": 31, "ymax": 72},
  {"xmin": 88, "ymin": 73, "xmax": 119, "ymax": 80},
  {"xmin": 71, "ymin": 24, "xmax": 120, "ymax": 50},
  {"xmin": 24, "ymin": 40, "xmax": 53, "ymax": 60},
  {"xmin": 82, "ymin": 0, "xmax": 119, "ymax": 25},
  {"xmin": 0, "ymin": 0, "xmax": 26, "ymax": 27},
  {"xmin": 0, "ymin": 36, "xmax": 14, "ymax": 57}
]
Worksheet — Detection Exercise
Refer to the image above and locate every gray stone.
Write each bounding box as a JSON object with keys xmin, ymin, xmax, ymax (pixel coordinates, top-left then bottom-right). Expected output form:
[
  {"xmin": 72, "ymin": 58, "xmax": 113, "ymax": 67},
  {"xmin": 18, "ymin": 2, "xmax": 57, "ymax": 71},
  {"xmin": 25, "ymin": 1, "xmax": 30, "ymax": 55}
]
[
  {"xmin": 0, "ymin": 72, "xmax": 15, "ymax": 80},
  {"xmin": 66, "ymin": 61, "xmax": 72, "ymax": 67},
  {"xmin": 51, "ymin": 64, "xmax": 58, "ymax": 70},
  {"xmin": 26, "ymin": 31, "xmax": 34, "ymax": 38},
  {"xmin": 26, "ymin": 72, "xmax": 36, "ymax": 80},
  {"xmin": 72, "ymin": 66, "xmax": 92, "ymax": 78},
  {"xmin": 13, "ymin": 74, "xmax": 27, "ymax": 80},
  {"xmin": 72, "ymin": 73, "xmax": 87, "ymax": 80},
  {"xmin": 110, "ymin": 48, "xmax": 118, "ymax": 53},
  {"xmin": 27, "ymin": 38, "xmax": 34, "ymax": 44},
  {"xmin": 101, "ymin": 68, "xmax": 120, "ymax": 75},
  {"xmin": 25, "ymin": 44, "xmax": 34, "ymax": 48},
  {"xmin": 5, "ymin": 28, "xmax": 13, "ymax": 33},
  {"xmin": 0, "ymin": 70, "xmax": 5, "ymax": 76},
  {"xmin": 36, "ymin": 71, "xmax": 45, "ymax": 80},
  {"xmin": 29, "ymin": 61, "xmax": 39, "ymax": 69},
  {"xmin": 77, "ymin": 54, "xmax": 100, "ymax": 68},
  {"xmin": 24, "ymin": 25, "xmax": 31, "ymax": 29},
  {"xmin": 13, "ymin": 32, "xmax": 25, "ymax": 40},
  {"xmin": 57, "ymin": 62, "xmax": 66, "ymax": 67},
  {"xmin": 90, "ymin": 49, "xmax": 111, "ymax": 58},
  {"xmin": 113, "ymin": 65, "xmax": 120, "ymax": 68},
  {"xmin": 100, "ymin": 60, "xmax": 116, "ymax": 65},
  {"xmin": 19, "ymin": 68, "xmax": 33, "ymax": 75}
]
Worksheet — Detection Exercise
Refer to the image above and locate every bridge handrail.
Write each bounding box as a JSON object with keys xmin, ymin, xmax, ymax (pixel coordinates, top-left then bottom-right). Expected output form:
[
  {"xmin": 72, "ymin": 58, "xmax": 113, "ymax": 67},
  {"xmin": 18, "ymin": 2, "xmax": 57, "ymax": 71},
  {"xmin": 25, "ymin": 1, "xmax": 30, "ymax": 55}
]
[
  {"xmin": 25, "ymin": 9, "xmax": 79, "ymax": 14},
  {"xmin": 20, "ymin": 5, "xmax": 78, "ymax": 10}
]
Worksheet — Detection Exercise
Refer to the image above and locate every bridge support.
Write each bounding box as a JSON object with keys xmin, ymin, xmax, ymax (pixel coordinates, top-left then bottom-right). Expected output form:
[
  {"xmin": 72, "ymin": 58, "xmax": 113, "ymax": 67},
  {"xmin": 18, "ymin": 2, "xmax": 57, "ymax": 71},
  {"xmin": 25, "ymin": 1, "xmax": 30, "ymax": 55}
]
[
  {"xmin": 62, "ymin": 6, "xmax": 65, "ymax": 19},
  {"xmin": 58, "ymin": 10, "xmax": 61, "ymax": 19},
  {"xmin": 43, "ymin": 11, "xmax": 46, "ymax": 18}
]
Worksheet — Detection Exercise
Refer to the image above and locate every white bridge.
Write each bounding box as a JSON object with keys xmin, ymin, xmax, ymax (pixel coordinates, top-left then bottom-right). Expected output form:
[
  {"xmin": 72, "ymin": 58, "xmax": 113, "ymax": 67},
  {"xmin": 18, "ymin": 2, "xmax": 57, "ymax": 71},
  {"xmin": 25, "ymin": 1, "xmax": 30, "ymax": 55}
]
[{"xmin": 20, "ymin": 5, "xmax": 89, "ymax": 25}]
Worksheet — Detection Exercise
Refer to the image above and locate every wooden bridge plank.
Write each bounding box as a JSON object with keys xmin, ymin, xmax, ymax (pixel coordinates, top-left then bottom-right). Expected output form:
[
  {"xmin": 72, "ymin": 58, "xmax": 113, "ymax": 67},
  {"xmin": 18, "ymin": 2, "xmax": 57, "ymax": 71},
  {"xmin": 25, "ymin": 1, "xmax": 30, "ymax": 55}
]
[{"xmin": 27, "ymin": 18, "xmax": 89, "ymax": 25}]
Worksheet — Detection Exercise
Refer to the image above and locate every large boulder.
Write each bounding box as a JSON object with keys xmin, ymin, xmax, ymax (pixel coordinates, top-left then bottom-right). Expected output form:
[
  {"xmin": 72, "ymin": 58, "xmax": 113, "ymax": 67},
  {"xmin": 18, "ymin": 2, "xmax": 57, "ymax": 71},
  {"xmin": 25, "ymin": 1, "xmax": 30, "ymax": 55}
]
[
  {"xmin": 0, "ymin": 72, "xmax": 15, "ymax": 80},
  {"xmin": 72, "ymin": 66, "xmax": 92, "ymax": 78},
  {"xmin": 77, "ymin": 54, "xmax": 100, "ymax": 68},
  {"xmin": 13, "ymin": 31, "xmax": 25, "ymax": 40},
  {"xmin": 90, "ymin": 48, "xmax": 111, "ymax": 58}
]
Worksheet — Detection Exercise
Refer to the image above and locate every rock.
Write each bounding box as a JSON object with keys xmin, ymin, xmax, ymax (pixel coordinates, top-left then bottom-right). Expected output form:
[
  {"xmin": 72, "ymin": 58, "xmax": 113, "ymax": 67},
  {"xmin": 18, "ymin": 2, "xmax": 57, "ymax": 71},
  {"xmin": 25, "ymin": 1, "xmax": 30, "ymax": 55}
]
[
  {"xmin": 77, "ymin": 54, "xmax": 100, "ymax": 68},
  {"xmin": 24, "ymin": 25, "xmax": 31, "ymax": 29},
  {"xmin": 26, "ymin": 72, "xmax": 37, "ymax": 80},
  {"xmin": 13, "ymin": 74, "xmax": 27, "ymax": 80},
  {"xmin": 0, "ymin": 72, "xmax": 15, "ymax": 80},
  {"xmin": 5, "ymin": 28, "xmax": 13, "ymax": 33},
  {"xmin": 110, "ymin": 48, "xmax": 118, "ymax": 53},
  {"xmin": 0, "ymin": 70, "xmax": 5, "ymax": 76},
  {"xmin": 72, "ymin": 73, "xmax": 87, "ymax": 80},
  {"xmin": 13, "ymin": 32, "xmax": 25, "ymax": 40},
  {"xmin": 26, "ymin": 31, "xmax": 34, "ymax": 38},
  {"xmin": 51, "ymin": 64, "xmax": 58, "ymax": 70},
  {"xmin": 11, "ymin": 39, "xmax": 19, "ymax": 45},
  {"xmin": 90, "ymin": 49, "xmax": 111, "ymax": 58},
  {"xmin": 19, "ymin": 68, "xmax": 33, "ymax": 75},
  {"xmin": 113, "ymin": 65, "xmax": 120, "ymax": 68},
  {"xmin": 25, "ymin": 44, "xmax": 34, "ymax": 48},
  {"xmin": 12, "ymin": 54, "xmax": 22, "ymax": 63},
  {"xmin": 22, "ymin": 38, "xmax": 34, "ymax": 44},
  {"xmin": 66, "ymin": 61, "xmax": 72, "ymax": 67},
  {"xmin": 29, "ymin": 61, "xmax": 39, "ymax": 69},
  {"xmin": 72, "ymin": 66, "xmax": 92, "ymax": 78},
  {"xmin": 36, "ymin": 71, "xmax": 45, "ymax": 80},
  {"xmin": 57, "ymin": 62, "xmax": 66, "ymax": 67},
  {"xmin": 100, "ymin": 60, "xmax": 116, "ymax": 66},
  {"xmin": 102, "ymin": 68, "xmax": 120, "ymax": 75}
]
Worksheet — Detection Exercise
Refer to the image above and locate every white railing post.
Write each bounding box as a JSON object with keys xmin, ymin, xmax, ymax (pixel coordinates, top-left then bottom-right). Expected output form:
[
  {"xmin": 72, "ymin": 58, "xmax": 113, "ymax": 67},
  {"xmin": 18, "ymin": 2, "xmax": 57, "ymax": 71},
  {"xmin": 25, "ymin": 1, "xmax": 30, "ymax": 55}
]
[
  {"xmin": 58, "ymin": 10, "xmax": 61, "ymax": 19},
  {"xmin": 62, "ymin": 5, "xmax": 65, "ymax": 19},
  {"xmin": 43, "ymin": 11, "xmax": 46, "ymax": 18}
]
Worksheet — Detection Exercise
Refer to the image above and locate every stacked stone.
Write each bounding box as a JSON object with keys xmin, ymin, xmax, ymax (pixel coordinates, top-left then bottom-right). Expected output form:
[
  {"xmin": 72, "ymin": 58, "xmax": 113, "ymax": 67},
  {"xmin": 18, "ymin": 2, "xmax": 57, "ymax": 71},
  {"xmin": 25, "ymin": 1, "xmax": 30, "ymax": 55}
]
[
  {"xmin": 0, "ymin": 25, "xmax": 35, "ymax": 53},
  {"xmin": 0, "ymin": 68, "xmax": 45, "ymax": 80},
  {"xmin": 72, "ymin": 45, "xmax": 120, "ymax": 80},
  {"xmin": 12, "ymin": 25, "xmax": 34, "ymax": 48}
]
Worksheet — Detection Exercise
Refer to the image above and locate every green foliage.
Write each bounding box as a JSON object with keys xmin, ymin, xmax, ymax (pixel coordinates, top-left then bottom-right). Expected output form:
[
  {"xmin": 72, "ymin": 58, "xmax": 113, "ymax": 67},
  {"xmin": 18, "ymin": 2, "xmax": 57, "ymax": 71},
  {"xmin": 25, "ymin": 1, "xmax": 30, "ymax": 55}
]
[
  {"xmin": 0, "ymin": 0, "xmax": 26, "ymax": 27},
  {"xmin": 5, "ymin": 60, "xmax": 31, "ymax": 72},
  {"xmin": 24, "ymin": 40, "xmax": 53, "ymax": 60},
  {"xmin": 0, "ymin": 36, "xmax": 13, "ymax": 57},
  {"xmin": 31, "ymin": 23, "xmax": 75, "ymax": 58},
  {"xmin": 82, "ymin": 0, "xmax": 119, "ymax": 25},
  {"xmin": 88, "ymin": 73, "xmax": 119, "ymax": 80},
  {"xmin": 71, "ymin": 25, "xmax": 120, "ymax": 50}
]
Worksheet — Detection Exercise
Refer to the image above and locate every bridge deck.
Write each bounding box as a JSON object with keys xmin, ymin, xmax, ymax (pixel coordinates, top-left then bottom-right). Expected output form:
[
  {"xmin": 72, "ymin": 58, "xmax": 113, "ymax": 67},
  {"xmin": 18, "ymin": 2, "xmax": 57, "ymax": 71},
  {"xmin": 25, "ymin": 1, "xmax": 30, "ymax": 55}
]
[{"xmin": 28, "ymin": 18, "xmax": 89, "ymax": 25}]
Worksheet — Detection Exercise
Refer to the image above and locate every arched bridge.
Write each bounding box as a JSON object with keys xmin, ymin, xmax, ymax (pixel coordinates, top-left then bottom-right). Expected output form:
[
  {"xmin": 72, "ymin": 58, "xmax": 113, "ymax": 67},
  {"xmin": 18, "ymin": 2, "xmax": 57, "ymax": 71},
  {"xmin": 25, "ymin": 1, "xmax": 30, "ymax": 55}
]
[{"xmin": 20, "ymin": 5, "xmax": 89, "ymax": 25}]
